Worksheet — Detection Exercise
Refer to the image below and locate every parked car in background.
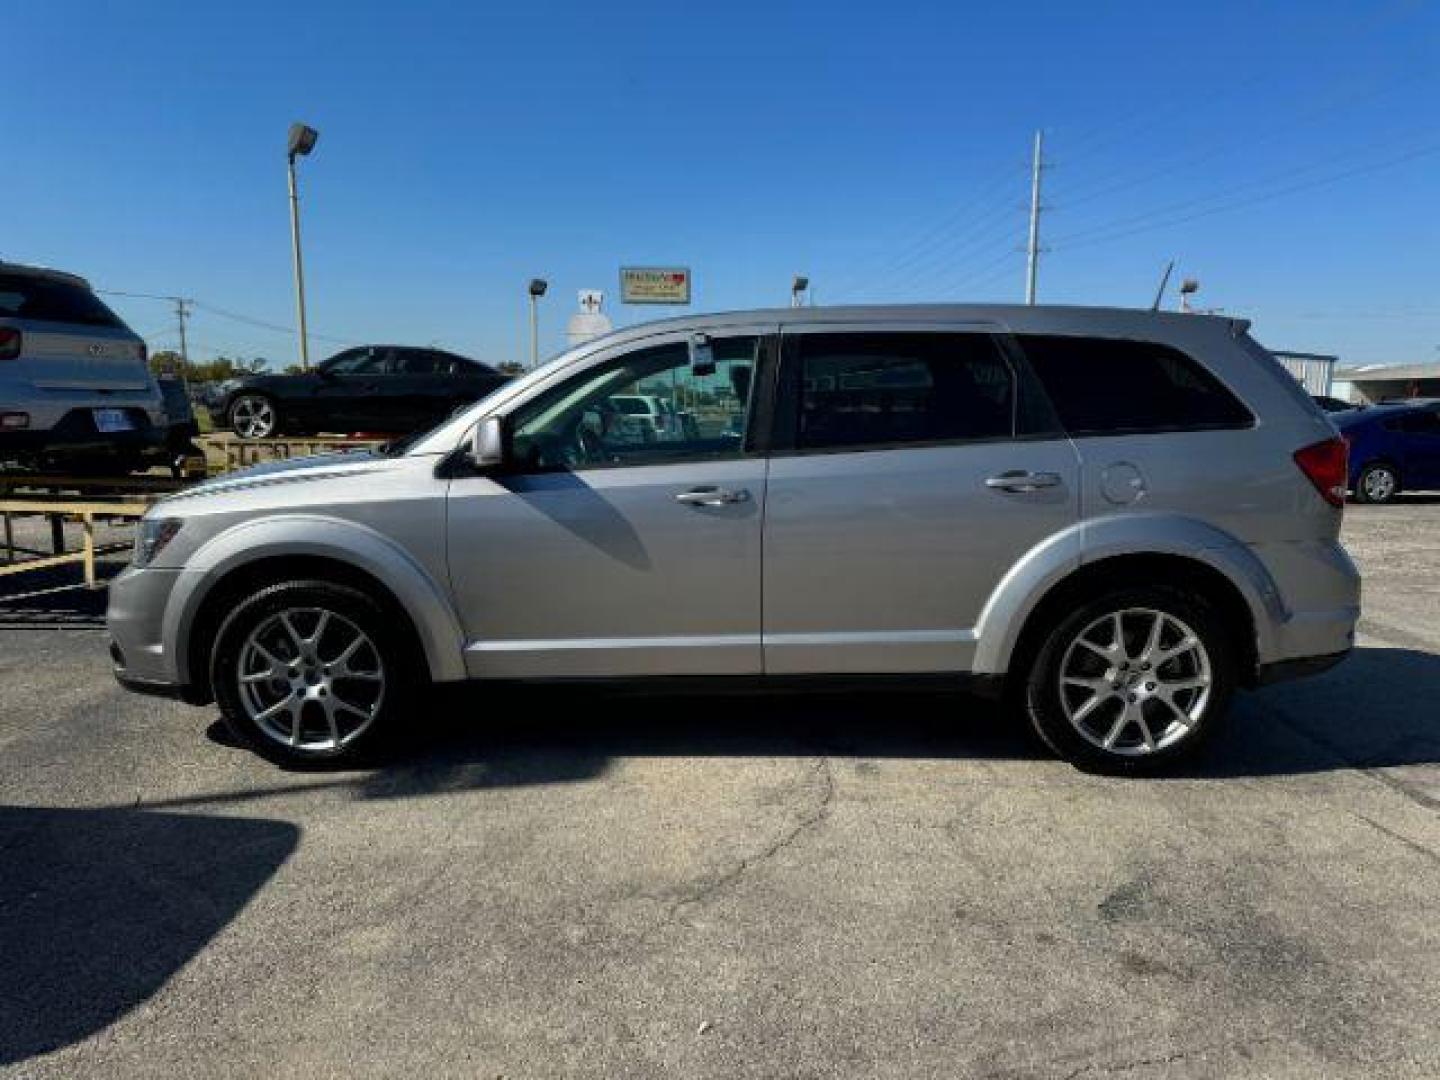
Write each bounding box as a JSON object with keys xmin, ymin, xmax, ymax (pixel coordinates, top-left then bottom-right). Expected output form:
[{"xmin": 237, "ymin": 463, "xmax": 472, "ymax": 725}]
[
  {"xmin": 217, "ymin": 345, "xmax": 509, "ymax": 439},
  {"xmin": 1335, "ymin": 399, "xmax": 1440, "ymax": 503},
  {"xmin": 0, "ymin": 261, "xmax": 171, "ymax": 475},
  {"xmin": 110, "ymin": 304, "xmax": 1358, "ymax": 774},
  {"xmin": 607, "ymin": 393, "xmax": 689, "ymax": 442},
  {"xmin": 1312, "ymin": 394, "xmax": 1356, "ymax": 413}
]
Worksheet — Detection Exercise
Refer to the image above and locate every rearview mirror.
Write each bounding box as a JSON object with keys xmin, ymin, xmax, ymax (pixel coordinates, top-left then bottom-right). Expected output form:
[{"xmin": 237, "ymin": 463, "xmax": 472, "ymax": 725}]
[
  {"xmin": 689, "ymin": 332, "xmax": 716, "ymax": 377},
  {"xmin": 469, "ymin": 415, "xmax": 506, "ymax": 469}
]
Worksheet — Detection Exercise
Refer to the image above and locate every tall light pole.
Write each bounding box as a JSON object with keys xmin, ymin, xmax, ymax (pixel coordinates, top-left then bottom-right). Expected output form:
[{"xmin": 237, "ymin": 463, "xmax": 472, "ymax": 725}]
[
  {"xmin": 286, "ymin": 122, "xmax": 319, "ymax": 369},
  {"xmin": 527, "ymin": 278, "xmax": 548, "ymax": 369}
]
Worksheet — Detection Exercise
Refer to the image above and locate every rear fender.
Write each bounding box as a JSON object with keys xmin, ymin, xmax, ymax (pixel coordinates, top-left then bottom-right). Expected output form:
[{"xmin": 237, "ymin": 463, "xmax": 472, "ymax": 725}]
[{"xmin": 972, "ymin": 512, "xmax": 1284, "ymax": 674}]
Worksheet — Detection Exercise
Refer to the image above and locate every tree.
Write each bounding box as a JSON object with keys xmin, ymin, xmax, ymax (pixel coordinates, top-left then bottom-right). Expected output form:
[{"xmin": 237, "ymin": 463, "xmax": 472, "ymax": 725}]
[{"xmin": 147, "ymin": 352, "xmax": 268, "ymax": 382}]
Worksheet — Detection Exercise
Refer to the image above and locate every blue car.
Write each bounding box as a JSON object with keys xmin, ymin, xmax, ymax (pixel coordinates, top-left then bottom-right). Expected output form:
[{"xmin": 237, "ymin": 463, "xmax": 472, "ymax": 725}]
[{"xmin": 1334, "ymin": 400, "xmax": 1440, "ymax": 503}]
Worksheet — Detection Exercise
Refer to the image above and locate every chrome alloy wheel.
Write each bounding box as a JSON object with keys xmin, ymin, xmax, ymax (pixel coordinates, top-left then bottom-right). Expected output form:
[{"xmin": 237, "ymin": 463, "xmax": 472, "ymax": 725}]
[
  {"xmin": 1362, "ymin": 466, "xmax": 1396, "ymax": 502},
  {"xmin": 1058, "ymin": 608, "xmax": 1212, "ymax": 757},
  {"xmin": 236, "ymin": 608, "xmax": 385, "ymax": 754},
  {"xmin": 230, "ymin": 394, "xmax": 277, "ymax": 438}
]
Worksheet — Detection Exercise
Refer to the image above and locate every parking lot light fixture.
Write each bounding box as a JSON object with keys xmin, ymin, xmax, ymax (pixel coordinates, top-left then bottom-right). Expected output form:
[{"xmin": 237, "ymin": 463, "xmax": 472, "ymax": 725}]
[
  {"xmin": 528, "ymin": 278, "xmax": 548, "ymax": 369},
  {"xmin": 286, "ymin": 122, "xmax": 319, "ymax": 370},
  {"xmin": 791, "ymin": 275, "xmax": 810, "ymax": 307}
]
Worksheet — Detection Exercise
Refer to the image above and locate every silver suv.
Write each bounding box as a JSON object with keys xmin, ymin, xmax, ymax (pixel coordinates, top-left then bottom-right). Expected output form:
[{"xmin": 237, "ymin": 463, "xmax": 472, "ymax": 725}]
[
  {"xmin": 107, "ymin": 305, "xmax": 1360, "ymax": 772},
  {"xmin": 0, "ymin": 261, "xmax": 167, "ymax": 472}
]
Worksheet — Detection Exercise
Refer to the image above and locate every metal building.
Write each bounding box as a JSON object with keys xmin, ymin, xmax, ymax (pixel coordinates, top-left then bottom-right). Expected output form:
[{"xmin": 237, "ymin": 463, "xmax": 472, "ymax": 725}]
[{"xmin": 1272, "ymin": 351, "xmax": 1337, "ymax": 397}]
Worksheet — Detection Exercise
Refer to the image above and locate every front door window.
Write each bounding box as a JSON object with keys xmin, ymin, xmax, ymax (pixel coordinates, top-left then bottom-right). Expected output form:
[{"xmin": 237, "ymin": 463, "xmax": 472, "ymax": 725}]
[{"xmin": 509, "ymin": 338, "xmax": 758, "ymax": 472}]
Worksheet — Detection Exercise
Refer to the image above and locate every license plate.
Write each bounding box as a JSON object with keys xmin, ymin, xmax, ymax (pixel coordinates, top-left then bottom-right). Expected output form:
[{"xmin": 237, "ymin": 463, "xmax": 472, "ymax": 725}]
[{"xmin": 93, "ymin": 408, "xmax": 134, "ymax": 433}]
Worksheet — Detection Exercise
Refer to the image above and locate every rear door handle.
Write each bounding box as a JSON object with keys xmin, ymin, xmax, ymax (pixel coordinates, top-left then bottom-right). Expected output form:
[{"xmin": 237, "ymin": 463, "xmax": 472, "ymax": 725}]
[
  {"xmin": 675, "ymin": 486, "xmax": 750, "ymax": 507},
  {"xmin": 985, "ymin": 470, "xmax": 1062, "ymax": 493}
]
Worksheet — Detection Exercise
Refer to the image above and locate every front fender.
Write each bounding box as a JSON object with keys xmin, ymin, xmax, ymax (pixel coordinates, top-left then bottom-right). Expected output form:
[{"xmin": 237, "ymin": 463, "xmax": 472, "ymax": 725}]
[
  {"xmin": 164, "ymin": 514, "xmax": 468, "ymax": 686},
  {"xmin": 971, "ymin": 512, "xmax": 1285, "ymax": 675}
]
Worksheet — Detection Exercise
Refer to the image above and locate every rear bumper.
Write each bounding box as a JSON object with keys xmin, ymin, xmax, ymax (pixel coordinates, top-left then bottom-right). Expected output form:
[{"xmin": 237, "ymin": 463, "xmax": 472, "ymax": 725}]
[
  {"xmin": 1253, "ymin": 539, "xmax": 1361, "ymax": 667},
  {"xmin": 1255, "ymin": 648, "xmax": 1350, "ymax": 687},
  {"xmin": 0, "ymin": 407, "xmax": 168, "ymax": 460}
]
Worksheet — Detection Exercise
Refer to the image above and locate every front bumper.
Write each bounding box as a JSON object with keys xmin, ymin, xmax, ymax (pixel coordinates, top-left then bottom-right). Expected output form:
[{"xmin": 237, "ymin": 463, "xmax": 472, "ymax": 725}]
[{"xmin": 106, "ymin": 564, "xmax": 208, "ymax": 704}]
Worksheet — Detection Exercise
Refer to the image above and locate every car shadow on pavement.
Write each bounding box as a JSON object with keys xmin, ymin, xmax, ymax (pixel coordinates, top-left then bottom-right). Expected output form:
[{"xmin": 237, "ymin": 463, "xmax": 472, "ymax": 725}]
[
  {"xmin": 0, "ymin": 805, "xmax": 298, "ymax": 1067},
  {"xmin": 176, "ymin": 645, "xmax": 1440, "ymax": 805},
  {"xmin": 1178, "ymin": 645, "xmax": 1440, "ymax": 782}
]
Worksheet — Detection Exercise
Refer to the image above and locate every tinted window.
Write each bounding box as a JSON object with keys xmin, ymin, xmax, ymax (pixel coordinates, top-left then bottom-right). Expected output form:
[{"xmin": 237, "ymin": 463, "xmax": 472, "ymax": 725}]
[
  {"xmin": 0, "ymin": 274, "xmax": 125, "ymax": 329},
  {"xmin": 1399, "ymin": 410, "xmax": 1440, "ymax": 435},
  {"xmin": 324, "ymin": 347, "xmax": 389, "ymax": 376},
  {"xmin": 396, "ymin": 350, "xmax": 442, "ymax": 375},
  {"xmin": 440, "ymin": 352, "xmax": 491, "ymax": 375},
  {"xmin": 511, "ymin": 337, "xmax": 757, "ymax": 471},
  {"xmin": 794, "ymin": 332, "xmax": 1013, "ymax": 450},
  {"xmin": 1019, "ymin": 335, "xmax": 1252, "ymax": 435}
]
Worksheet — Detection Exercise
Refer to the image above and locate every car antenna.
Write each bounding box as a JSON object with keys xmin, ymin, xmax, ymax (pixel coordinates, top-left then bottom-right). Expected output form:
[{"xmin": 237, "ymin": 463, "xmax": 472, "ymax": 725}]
[{"xmin": 1150, "ymin": 259, "xmax": 1175, "ymax": 311}]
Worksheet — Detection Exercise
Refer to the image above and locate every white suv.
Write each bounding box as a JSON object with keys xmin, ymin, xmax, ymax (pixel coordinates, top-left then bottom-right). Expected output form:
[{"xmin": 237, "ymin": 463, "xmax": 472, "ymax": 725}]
[{"xmin": 0, "ymin": 261, "xmax": 167, "ymax": 473}]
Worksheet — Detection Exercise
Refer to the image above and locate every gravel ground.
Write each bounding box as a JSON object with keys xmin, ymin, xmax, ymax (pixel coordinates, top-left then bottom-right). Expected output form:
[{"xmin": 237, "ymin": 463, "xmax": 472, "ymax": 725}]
[{"xmin": 2, "ymin": 500, "xmax": 1438, "ymax": 1079}]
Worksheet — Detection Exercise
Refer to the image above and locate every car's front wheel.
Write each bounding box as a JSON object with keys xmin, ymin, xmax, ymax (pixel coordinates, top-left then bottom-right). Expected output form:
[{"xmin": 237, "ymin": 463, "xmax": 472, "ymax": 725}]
[
  {"xmin": 210, "ymin": 579, "xmax": 419, "ymax": 766},
  {"xmin": 228, "ymin": 393, "xmax": 279, "ymax": 439},
  {"xmin": 1353, "ymin": 462, "xmax": 1399, "ymax": 504},
  {"xmin": 1022, "ymin": 586, "xmax": 1236, "ymax": 773}
]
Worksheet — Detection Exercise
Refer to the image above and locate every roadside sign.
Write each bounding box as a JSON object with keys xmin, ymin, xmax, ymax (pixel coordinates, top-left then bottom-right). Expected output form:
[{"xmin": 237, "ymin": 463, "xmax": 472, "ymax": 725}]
[{"xmin": 620, "ymin": 266, "xmax": 691, "ymax": 305}]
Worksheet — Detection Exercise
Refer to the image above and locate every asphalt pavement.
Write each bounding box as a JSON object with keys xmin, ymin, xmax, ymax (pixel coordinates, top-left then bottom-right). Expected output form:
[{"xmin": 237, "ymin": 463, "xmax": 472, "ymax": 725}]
[{"xmin": 2, "ymin": 501, "xmax": 1438, "ymax": 1078}]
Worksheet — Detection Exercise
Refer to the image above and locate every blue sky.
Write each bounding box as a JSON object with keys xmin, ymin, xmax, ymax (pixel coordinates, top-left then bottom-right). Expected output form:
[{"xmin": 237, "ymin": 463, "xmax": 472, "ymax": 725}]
[{"xmin": 7, "ymin": 0, "xmax": 1438, "ymax": 367}]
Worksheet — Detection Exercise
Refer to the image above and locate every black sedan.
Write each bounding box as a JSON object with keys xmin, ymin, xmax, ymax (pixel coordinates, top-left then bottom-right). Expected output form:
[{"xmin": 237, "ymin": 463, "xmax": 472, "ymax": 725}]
[{"xmin": 218, "ymin": 345, "xmax": 509, "ymax": 439}]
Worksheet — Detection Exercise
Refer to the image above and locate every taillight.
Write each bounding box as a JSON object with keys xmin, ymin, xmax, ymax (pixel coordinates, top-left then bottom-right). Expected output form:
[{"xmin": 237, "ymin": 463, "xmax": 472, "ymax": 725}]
[
  {"xmin": 0, "ymin": 328, "xmax": 21, "ymax": 361},
  {"xmin": 137, "ymin": 341, "xmax": 148, "ymax": 366},
  {"xmin": 1294, "ymin": 437, "xmax": 1349, "ymax": 508}
]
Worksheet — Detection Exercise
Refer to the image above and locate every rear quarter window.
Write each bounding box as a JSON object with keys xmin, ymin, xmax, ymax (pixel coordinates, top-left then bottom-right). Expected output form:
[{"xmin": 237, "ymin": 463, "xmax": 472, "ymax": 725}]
[
  {"xmin": 0, "ymin": 274, "xmax": 126, "ymax": 329},
  {"xmin": 1018, "ymin": 334, "xmax": 1253, "ymax": 436}
]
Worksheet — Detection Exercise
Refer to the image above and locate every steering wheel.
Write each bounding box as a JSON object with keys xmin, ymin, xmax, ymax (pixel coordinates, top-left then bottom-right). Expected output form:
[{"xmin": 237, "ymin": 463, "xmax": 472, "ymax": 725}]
[{"xmin": 559, "ymin": 423, "xmax": 603, "ymax": 468}]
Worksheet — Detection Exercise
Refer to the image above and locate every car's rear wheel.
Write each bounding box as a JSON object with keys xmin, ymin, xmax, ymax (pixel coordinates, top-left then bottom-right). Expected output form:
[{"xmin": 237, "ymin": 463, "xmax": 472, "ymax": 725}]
[
  {"xmin": 1022, "ymin": 586, "xmax": 1236, "ymax": 774},
  {"xmin": 210, "ymin": 580, "xmax": 419, "ymax": 766},
  {"xmin": 1353, "ymin": 462, "xmax": 1398, "ymax": 504},
  {"xmin": 229, "ymin": 394, "xmax": 279, "ymax": 439}
]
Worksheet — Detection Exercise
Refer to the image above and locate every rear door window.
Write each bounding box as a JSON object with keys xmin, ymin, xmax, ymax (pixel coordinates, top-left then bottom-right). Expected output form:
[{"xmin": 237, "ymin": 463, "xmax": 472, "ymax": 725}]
[
  {"xmin": 792, "ymin": 332, "xmax": 1015, "ymax": 451},
  {"xmin": 0, "ymin": 273, "xmax": 125, "ymax": 329},
  {"xmin": 1018, "ymin": 334, "xmax": 1252, "ymax": 436}
]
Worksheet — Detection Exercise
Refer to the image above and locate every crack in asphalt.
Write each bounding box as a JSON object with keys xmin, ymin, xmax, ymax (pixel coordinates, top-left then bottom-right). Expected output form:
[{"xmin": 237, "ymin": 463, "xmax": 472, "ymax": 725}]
[
  {"xmin": 651, "ymin": 755, "xmax": 835, "ymax": 931},
  {"xmin": 1055, "ymin": 1037, "xmax": 1278, "ymax": 1079},
  {"xmin": 1352, "ymin": 812, "xmax": 1440, "ymax": 866}
]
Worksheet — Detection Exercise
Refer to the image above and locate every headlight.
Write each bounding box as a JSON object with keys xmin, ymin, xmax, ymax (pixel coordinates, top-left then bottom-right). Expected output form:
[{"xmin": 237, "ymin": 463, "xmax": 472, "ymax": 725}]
[{"xmin": 133, "ymin": 518, "xmax": 184, "ymax": 567}]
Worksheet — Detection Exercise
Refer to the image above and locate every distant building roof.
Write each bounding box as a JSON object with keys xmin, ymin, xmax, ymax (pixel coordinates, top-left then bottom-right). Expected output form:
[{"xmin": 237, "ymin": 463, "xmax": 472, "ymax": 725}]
[{"xmin": 1335, "ymin": 362, "xmax": 1440, "ymax": 381}]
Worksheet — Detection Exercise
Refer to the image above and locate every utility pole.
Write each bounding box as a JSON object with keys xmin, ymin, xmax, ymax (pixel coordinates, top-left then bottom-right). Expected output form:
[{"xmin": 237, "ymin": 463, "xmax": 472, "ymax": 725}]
[
  {"xmin": 173, "ymin": 297, "xmax": 193, "ymax": 372},
  {"xmin": 1025, "ymin": 129, "xmax": 1046, "ymax": 306}
]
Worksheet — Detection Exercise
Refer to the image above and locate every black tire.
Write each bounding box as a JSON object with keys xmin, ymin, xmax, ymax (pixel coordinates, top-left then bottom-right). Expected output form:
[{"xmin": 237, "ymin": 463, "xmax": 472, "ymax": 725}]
[
  {"xmin": 1021, "ymin": 585, "xmax": 1237, "ymax": 775},
  {"xmin": 228, "ymin": 393, "xmax": 280, "ymax": 440},
  {"xmin": 210, "ymin": 579, "xmax": 421, "ymax": 767},
  {"xmin": 1352, "ymin": 461, "xmax": 1399, "ymax": 505}
]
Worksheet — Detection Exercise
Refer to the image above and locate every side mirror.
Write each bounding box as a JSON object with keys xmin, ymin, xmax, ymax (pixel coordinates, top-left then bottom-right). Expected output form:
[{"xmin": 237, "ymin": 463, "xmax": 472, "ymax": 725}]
[
  {"xmin": 469, "ymin": 415, "xmax": 506, "ymax": 469},
  {"xmin": 689, "ymin": 332, "xmax": 716, "ymax": 377}
]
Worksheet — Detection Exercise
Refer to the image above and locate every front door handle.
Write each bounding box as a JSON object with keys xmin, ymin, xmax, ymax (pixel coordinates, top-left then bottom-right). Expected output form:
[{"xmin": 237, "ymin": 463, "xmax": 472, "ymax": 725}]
[
  {"xmin": 675, "ymin": 486, "xmax": 750, "ymax": 507},
  {"xmin": 985, "ymin": 470, "xmax": 1062, "ymax": 493}
]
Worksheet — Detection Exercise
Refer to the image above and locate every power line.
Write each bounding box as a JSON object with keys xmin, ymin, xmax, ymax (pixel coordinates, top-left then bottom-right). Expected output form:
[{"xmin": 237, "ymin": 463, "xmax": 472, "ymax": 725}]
[
  {"xmin": 191, "ymin": 300, "xmax": 355, "ymax": 346},
  {"xmin": 1051, "ymin": 140, "xmax": 1440, "ymax": 252},
  {"xmin": 825, "ymin": 159, "xmax": 1026, "ymax": 302},
  {"xmin": 98, "ymin": 288, "xmax": 356, "ymax": 346}
]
